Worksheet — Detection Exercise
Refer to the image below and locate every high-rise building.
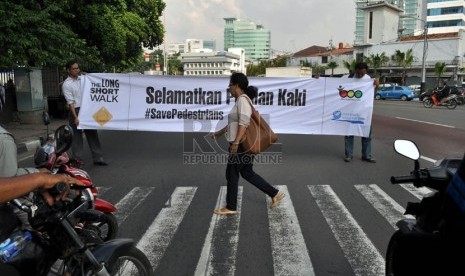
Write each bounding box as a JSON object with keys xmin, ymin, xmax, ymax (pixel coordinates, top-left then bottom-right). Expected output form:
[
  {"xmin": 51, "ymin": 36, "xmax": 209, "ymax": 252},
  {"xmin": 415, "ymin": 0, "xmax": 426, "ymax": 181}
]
[
  {"xmin": 355, "ymin": 0, "xmax": 426, "ymax": 43},
  {"xmin": 223, "ymin": 17, "xmax": 270, "ymax": 62},
  {"xmin": 427, "ymin": 0, "xmax": 465, "ymax": 35}
]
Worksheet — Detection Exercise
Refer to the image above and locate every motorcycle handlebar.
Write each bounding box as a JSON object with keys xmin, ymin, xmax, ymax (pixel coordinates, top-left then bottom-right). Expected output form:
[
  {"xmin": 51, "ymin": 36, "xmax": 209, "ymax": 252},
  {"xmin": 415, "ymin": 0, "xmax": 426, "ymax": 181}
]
[
  {"xmin": 48, "ymin": 182, "xmax": 68, "ymax": 196},
  {"xmin": 390, "ymin": 175, "xmax": 416, "ymax": 184}
]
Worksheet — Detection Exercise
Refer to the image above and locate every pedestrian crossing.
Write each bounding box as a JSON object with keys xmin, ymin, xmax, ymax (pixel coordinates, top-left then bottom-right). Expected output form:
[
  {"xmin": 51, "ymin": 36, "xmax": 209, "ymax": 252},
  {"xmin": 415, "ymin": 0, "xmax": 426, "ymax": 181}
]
[{"xmin": 96, "ymin": 183, "xmax": 431, "ymax": 276}]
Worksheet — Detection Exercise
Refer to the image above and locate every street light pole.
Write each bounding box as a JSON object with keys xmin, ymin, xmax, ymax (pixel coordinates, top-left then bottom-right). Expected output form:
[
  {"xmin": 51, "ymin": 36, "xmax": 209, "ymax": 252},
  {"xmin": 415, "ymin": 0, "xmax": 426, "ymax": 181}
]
[{"xmin": 420, "ymin": 22, "xmax": 428, "ymax": 93}]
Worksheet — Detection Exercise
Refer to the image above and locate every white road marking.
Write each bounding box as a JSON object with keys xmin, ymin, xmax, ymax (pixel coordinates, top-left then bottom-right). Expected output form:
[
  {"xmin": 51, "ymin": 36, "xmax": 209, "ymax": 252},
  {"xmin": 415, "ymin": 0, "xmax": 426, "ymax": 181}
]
[
  {"xmin": 136, "ymin": 186, "xmax": 197, "ymax": 271},
  {"xmin": 420, "ymin": 155, "xmax": 437, "ymax": 163},
  {"xmin": 395, "ymin": 117, "xmax": 455, "ymax": 128},
  {"xmin": 400, "ymin": 184, "xmax": 434, "ymax": 200},
  {"xmin": 195, "ymin": 186, "xmax": 242, "ymax": 276},
  {"xmin": 308, "ymin": 185, "xmax": 385, "ymax": 276},
  {"xmin": 355, "ymin": 184, "xmax": 412, "ymax": 228},
  {"xmin": 96, "ymin": 186, "xmax": 111, "ymax": 196},
  {"xmin": 268, "ymin": 185, "xmax": 315, "ymax": 276},
  {"xmin": 114, "ymin": 187, "xmax": 155, "ymax": 225}
]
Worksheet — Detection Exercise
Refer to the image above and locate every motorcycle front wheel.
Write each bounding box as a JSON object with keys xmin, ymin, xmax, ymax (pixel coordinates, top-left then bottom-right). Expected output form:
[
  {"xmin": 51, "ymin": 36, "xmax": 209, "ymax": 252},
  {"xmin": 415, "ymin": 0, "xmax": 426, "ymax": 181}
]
[
  {"xmin": 91, "ymin": 212, "xmax": 118, "ymax": 241},
  {"xmin": 423, "ymin": 97, "xmax": 433, "ymax": 108},
  {"xmin": 107, "ymin": 246, "xmax": 153, "ymax": 276}
]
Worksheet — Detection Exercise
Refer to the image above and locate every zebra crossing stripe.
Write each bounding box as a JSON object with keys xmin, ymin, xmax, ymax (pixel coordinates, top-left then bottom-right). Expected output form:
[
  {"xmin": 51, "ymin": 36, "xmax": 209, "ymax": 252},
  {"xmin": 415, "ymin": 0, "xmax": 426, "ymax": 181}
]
[
  {"xmin": 355, "ymin": 184, "xmax": 410, "ymax": 228},
  {"xmin": 308, "ymin": 185, "xmax": 385, "ymax": 276},
  {"xmin": 115, "ymin": 187, "xmax": 155, "ymax": 225},
  {"xmin": 399, "ymin": 184, "xmax": 433, "ymax": 200},
  {"xmin": 114, "ymin": 187, "xmax": 156, "ymax": 225},
  {"xmin": 96, "ymin": 186, "xmax": 111, "ymax": 196},
  {"xmin": 268, "ymin": 185, "xmax": 315, "ymax": 276},
  {"xmin": 136, "ymin": 187, "xmax": 197, "ymax": 271},
  {"xmin": 194, "ymin": 186, "xmax": 243, "ymax": 276}
]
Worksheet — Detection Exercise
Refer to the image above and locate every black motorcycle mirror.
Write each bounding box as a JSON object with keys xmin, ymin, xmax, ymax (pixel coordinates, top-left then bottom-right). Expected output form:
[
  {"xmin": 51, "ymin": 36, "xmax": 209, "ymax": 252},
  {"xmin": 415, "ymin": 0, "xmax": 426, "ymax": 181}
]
[
  {"xmin": 394, "ymin": 139, "xmax": 421, "ymax": 171},
  {"xmin": 39, "ymin": 111, "xmax": 51, "ymax": 146},
  {"xmin": 54, "ymin": 125, "xmax": 73, "ymax": 156}
]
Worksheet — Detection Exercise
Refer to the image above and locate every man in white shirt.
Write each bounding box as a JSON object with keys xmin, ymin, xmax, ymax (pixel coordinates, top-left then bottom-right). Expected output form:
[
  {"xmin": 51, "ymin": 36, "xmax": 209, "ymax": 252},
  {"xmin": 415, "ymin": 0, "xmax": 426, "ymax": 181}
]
[
  {"xmin": 344, "ymin": 62, "xmax": 377, "ymax": 163},
  {"xmin": 62, "ymin": 60, "xmax": 107, "ymax": 166}
]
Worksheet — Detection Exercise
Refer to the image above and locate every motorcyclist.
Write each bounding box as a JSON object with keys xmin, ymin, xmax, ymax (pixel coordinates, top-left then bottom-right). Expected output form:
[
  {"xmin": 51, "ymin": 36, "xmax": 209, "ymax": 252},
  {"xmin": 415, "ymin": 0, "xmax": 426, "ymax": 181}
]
[
  {"xmin": 392, "ymin": 153, "xmax": 465, "ymax": 275},
  {"xmin": 434, "ymin": 82, "xmax": 451, "ymax": 104},
  {"xmin": 0, "ymin": 173, "xmax": 83, "ymax": 275}
]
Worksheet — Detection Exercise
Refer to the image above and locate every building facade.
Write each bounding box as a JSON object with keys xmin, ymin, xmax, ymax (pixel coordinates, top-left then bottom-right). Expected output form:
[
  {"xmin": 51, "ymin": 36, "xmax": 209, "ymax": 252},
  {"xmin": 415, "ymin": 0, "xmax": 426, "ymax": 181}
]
[
  {"xmin": 427, "ymin": 0, "xmax": 465, "ymax": 34},
  {"xmin": 223, "ymin": 17, "xmax": 270, "ymax": 62},
  {"xmin": 355, "ymin": 0, "xmax": 426, "ymax": 43},
  {"xmin": 180, "ymin": 49, "xmax": 246, "ymax": 77},
  {"xmin": 288, "ymin": 44, "xmax": 354, "ymax": 76},
  {"xmin": 354, "ymin": 1, "xmax": 465, "ymax": 87}
]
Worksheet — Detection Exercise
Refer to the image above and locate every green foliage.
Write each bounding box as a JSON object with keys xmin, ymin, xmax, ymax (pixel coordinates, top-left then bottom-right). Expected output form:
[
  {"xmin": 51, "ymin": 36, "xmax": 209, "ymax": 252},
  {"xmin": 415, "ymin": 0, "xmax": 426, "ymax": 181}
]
[
  {"xmin": 246, "ymin": 55, "xmax": 290, "ymax": 77},
  {"xmin": 434, "ymin": 62, "xmax": 446, "ymax": 86},
  {"xmin": 393, "ymin": 49, "xmax": 414, "ymax": 85},
  {"xmin": 0, "ymin": 0, "xmax": 165, "ymax": 72},
  {"xmin": 343, "ymin": 60, "xmax": 357, "ymax": 75},
  {"xmin": 365, "ymin": 52, "xmax": 388, "ymax": 78},
  {"xmin": 327, "ymin": 61, "xmax": 338, "ymax": 76}
]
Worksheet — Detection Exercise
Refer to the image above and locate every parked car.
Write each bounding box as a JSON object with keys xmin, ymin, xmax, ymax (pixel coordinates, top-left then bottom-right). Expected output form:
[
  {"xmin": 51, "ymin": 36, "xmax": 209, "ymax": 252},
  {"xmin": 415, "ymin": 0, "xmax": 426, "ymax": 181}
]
[
  {"xmin": 375, "ymin": 85, "xmax": 416, "ymax": 101},
  {"xmin": 408, "ymin": 84, "xmax": 421, "ymax": 93}
]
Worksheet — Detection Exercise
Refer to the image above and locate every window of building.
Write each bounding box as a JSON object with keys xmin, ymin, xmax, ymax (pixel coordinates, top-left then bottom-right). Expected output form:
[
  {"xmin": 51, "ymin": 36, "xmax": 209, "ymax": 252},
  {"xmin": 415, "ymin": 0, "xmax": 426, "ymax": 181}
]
[
  {"xmin": 322, "ymin": 56, "xmax": 328, "ymax": 64},
  {"xmin": 428, "ymin": 6, "xmax": 463, "ymax": 16},
  {"xmin": 369, "ymin": 11, "xmax": 373, "ymax": 39},
  {"xmin": 427, "ymin": 19, "xmax": 463, "ymax": 28}
]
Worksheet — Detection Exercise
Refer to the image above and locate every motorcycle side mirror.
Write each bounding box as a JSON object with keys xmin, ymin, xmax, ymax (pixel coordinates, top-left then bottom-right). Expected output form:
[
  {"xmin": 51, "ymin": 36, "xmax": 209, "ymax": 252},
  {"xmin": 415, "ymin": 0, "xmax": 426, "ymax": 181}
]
[
  {"xmin": 394, "ymin": 140, "xmax": 420, "ymax": 161},
  {"xmin": 42, "ymin": 111, "xmax": 50, "ymax": 126},
  {"xmin": 54, "ymin": 125, "xmax": 73, "ymax": 156}
]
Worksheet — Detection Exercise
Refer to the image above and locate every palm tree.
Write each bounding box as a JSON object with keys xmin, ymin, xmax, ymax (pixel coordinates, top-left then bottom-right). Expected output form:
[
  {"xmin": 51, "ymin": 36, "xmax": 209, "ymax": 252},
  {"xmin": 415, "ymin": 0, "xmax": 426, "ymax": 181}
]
[
  {"xmin": 434, "ymin": 62, "xmax": 446, "ymax": 87},
  {"xmin": 394, "ymin": 49, "xmax": 414, "ymax": 85},
  {"xmin": 327, "ymin": 61, "xmax": 338, "ymax": 76},
  {"xmin": 365, "ymin": 52, "xmax": 389, "ymax": 78},
  {"xmin": 343, "ymin": 60, "xmax": 357, "ymax": 76}
]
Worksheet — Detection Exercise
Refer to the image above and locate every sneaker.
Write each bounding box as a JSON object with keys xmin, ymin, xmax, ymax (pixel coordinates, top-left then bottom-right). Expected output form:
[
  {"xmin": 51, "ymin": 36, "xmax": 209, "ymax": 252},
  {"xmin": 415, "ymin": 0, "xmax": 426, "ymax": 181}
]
[
  {"xmin": 93, "ymin": 160, "xmax": 108, "ymax": 166},
  {"xmin": 362, "ymin": 156, "xmax": 376, "ymax": 163},
  {"xmin": 344, "ymin": 156, "xmax": 353, "ymax": 162}
]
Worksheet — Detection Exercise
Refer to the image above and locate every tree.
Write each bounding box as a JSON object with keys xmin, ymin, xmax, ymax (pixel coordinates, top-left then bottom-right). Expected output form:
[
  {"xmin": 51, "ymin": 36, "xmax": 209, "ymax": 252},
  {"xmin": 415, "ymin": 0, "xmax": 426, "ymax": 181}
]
[
  {"xmin": 0, "ymin": 1, "xmax": 96, "ymax": 70},
  {"xmin": 0, "ymin": 0, "xmax": 165, "ymax": 72},
  {"xmin": 343, "ymin": 60, "xmax": 357, "ymax": 75},
  {"xmin": 311, "ymin": 63, "xmax": 327, "ymax": 78},
  {"xmin": 327, "ymin": 61, "xmax": 338, "ymax": 76},
  {"xmin": 393, "ymin": 49, "xmax": 414, "ymax": 85},
  {"xmin": 434, "ymin": 62, "xmax": 446, "ymax": 87},
  {"xmin": 365, "ymin": 52, "xmax": 389, "ymax": 78},
  {"xmin": 168, "ymin": 53, "xmax": 183, "ymax": 75}
]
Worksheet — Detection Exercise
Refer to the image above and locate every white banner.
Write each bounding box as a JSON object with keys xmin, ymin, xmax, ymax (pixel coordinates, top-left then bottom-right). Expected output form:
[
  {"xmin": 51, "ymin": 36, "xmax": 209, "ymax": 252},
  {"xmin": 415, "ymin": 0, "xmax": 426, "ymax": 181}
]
[{"xmin": 79, "ymin": 74, "xmax": 374, "ymax": 137}]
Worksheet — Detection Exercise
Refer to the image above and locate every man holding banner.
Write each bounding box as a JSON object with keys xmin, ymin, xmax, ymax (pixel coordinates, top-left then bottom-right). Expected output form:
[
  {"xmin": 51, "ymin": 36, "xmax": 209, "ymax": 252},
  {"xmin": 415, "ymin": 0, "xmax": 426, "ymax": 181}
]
[
  {"xmin": 63, "ymin": 60, "xmax": 107, "ymax": 166},
  {"xmin": 344, "ymin": 62, "xmax": 378, "ymax": 163}
]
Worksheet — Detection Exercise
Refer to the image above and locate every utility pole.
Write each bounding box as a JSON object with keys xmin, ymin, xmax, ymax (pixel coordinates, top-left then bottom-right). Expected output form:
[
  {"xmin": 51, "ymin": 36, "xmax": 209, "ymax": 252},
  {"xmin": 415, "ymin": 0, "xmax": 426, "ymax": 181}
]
[
  {"xmin": 420, "ymin": 22, "xmax": 427, "ymax": 93},
  {"xmin": 163, "ymin": 10, "xmax": 168, "ymax": 75}
]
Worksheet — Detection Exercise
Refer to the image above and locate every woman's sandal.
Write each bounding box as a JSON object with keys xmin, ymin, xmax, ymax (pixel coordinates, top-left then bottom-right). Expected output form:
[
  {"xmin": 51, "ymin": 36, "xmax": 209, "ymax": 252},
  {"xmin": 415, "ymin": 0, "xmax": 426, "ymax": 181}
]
[
  {"xmin": 214, "ymin": 207, "xmax": 238, "ymax": 215},
  {"xmin": 271, "ymin": 192, "xmax": 285, "ymax": 208}
]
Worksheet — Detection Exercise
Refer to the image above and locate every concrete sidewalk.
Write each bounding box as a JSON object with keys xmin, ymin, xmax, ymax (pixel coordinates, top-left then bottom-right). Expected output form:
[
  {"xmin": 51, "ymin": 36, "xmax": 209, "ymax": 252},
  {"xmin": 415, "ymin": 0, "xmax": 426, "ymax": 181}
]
[{"xmin": 1, "ymin": 118, "xmax": 68, "ymax": 154}]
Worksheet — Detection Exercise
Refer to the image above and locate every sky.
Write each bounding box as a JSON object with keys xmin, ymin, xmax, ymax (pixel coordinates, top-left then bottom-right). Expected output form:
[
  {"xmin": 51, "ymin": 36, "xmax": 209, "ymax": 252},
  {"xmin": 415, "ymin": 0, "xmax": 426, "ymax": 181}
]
[{"xmin": 163, "ymin": 0, "xmax": 357, "ymax": 54}]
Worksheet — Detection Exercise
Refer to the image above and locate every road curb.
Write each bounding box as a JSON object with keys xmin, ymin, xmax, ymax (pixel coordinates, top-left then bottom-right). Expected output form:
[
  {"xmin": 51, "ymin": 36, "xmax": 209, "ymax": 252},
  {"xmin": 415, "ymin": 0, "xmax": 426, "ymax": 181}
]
[{"xmin": 17, "ymin": 140, "xmax": 41, "ymax": 154}]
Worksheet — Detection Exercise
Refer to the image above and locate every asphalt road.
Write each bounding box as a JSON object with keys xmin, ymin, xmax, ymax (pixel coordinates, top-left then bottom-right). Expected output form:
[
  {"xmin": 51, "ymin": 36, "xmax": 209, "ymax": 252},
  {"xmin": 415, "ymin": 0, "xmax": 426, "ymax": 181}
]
[{"xmin": 19, "ymin": 100, "xmax": 465, "ymax": 276}]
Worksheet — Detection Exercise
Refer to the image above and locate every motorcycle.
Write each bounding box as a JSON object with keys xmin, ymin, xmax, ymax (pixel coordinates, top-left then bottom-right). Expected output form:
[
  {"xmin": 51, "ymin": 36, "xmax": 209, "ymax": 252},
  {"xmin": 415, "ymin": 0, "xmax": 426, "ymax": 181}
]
[
  {"xmin": 423, "ymin": 91, "xmax": 458, "ymax": 109},
  {"xmin": 385, "ymin": 140, "xmax": 465, "ymax": 275},
  {"xmin": 34, "ymin": 127, "xmax": 118, "ymax": 242},
  {"xmin": 3, "ymin": 125, "xmax": 153, "ymax": 276}
]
